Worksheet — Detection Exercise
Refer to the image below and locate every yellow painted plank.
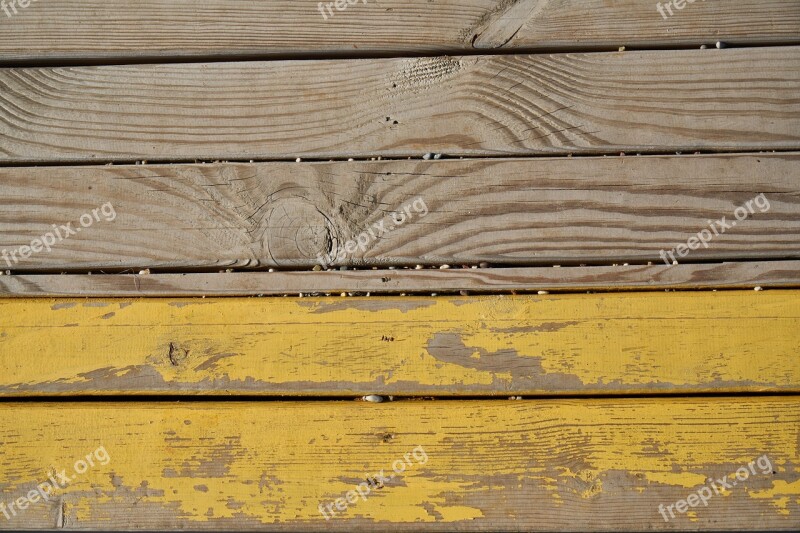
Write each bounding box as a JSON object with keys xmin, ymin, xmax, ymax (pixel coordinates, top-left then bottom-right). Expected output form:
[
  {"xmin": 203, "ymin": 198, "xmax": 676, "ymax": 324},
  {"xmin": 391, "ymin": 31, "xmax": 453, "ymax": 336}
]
[
  {"xmin": 1, "ymin": 291, "xmax": 798, "ymax": 396},
  {"xmin": 0, "ymin": 398, "xmax": 796, "ymax": 530}
]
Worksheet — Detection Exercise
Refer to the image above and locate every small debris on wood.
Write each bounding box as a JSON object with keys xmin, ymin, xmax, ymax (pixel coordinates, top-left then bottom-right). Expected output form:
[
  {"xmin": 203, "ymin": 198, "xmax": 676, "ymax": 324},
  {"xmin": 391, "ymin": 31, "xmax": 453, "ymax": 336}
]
[{"xmin": 362, "ymin": 395, "xmax": 385, "ymax": 403}]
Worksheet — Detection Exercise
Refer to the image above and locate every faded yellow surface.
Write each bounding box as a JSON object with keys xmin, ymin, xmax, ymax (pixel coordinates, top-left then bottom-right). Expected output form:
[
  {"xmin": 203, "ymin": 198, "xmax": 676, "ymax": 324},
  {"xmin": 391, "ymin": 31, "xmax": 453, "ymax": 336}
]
[
  {"xmin": 0, "ymin": 399, "xmax": 796, "ymax": 530},
  {"xmin": 0, "ymin": 291, "xmax": 798, "ymax": 396}
]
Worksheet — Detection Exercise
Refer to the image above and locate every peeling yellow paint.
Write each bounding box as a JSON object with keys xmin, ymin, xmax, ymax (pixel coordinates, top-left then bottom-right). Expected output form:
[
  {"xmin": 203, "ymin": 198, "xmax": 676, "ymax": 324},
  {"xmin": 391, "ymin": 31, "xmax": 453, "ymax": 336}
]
[
  {"xmin": 643, "ymin": 471, "xmax": 708, "ymax": 489},
  {"xmin": 749, "ymin": 480, "xmax": 800, "ymax": 515},
  {"xmin": 0, "ymin": 398, "xmax": 796, "ymax": 528},
  {"xmin": 0, "ymin": 291, "xmax": 798, "ymax": 396}
]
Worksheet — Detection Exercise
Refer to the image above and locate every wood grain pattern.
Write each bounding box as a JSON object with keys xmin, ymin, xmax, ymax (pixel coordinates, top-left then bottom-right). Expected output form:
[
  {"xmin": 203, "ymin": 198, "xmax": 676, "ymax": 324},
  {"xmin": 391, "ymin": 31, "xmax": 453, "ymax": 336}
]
[
  {"xmin": 1, "ymin": 154, "xmax": 798, "ymax": 270},
  {"xmin": 1, "ymin": 291, "xmax": 798, "ymax": 396},
  {"xmin": 0, "ymin": 399, "xmax": 797, "ymax": 530},
  {"xmin": 2, "ymin": 261, "xmax": 799, "ymax": 297},
  {"xmin": 1, "ymin": 4, "xmax": 797, "ymax": 532},
  {"xmin": 2, "ymin": 47, "xmax": 799, "ymax": 163},
  {"xmin": 1, "ymin": 0, "xmax": 798, "ymax": 62}
]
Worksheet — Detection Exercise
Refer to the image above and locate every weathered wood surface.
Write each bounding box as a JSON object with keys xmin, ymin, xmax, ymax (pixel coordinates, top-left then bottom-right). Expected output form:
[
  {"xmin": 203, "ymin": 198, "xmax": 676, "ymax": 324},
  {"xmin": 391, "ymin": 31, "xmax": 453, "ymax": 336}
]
[
  {"xmin": 0, "ymin": 3, "xmax": 797, "ymax": 532},
  {"xmin": 0, "ymin": 154, "xmax": 797, "ymax": 270},
  {"xmin": 1, "ymin": 0, "xmax": 799, "ymax": 63},
  {"xmin": 1, "ymin": 261, "xmax": 799, "ymax": 297},
  {"xmin": 0, "ymin": 399, "xmax": 797, "ymax": 530},
  {"xmin": 1, "ymin": 291, "xmax": 798, "ymax": 396},
  {"xmin": 2, "ymin": 47, "xmax": 799, "ymax": 163}
]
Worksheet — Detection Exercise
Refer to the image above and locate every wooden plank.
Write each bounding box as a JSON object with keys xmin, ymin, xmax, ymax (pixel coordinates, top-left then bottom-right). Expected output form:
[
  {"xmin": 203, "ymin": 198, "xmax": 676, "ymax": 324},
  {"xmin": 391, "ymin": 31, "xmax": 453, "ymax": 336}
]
[
  {"xmin": 2, "ymin": 261, "xmax": 799, "ymax": 297},
  {"xmin": 1, "ymin": 154, "xmax": 798, "ymax": 270},
  {"xmin": 1, "ymin": 0, "xmax": 798, "ymax": 62},
  {"xmin": 2, "ymin": 47, "xmax": 799, "ymax": 163},
  {"xmin": 1, "ymin": 290, "xmax": 798, "ymax": 396},
  {"xmin": 0, "ymin": 398, "xmax": 797, "ymax": 530}
]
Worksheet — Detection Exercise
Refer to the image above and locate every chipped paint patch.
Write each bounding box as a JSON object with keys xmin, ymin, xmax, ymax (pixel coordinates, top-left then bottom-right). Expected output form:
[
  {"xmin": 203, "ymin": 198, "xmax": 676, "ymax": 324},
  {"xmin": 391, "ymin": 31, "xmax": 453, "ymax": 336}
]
[{"xmin": 749, "ymin": 479, "xmax": 800, "ymax": 516}]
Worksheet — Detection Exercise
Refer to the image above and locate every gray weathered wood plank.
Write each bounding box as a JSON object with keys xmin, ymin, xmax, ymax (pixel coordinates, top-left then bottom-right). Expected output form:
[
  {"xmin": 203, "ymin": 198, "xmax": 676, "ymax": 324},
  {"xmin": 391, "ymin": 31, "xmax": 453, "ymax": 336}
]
[
  {"xmin": 0, "ymin": 153, "xmax": 797, "ymax": 270},
  {"xmin": 1, "ymin": 47, "xmax": 799, "ymax": 162},
  {"xmin": 1, "ymin": 0, "xmax": 798, "ymax": 62},
  {"xmin": 1, "ymin": 262, "xmax": 798, "ymax": 297}
]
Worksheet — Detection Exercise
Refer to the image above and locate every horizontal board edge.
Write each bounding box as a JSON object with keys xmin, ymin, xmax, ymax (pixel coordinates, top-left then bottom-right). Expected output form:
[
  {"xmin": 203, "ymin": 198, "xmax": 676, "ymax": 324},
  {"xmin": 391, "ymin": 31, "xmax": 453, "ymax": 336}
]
[{"xmin": 1, "ymin": 261, "xmax": 798, "ymax": 297}]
